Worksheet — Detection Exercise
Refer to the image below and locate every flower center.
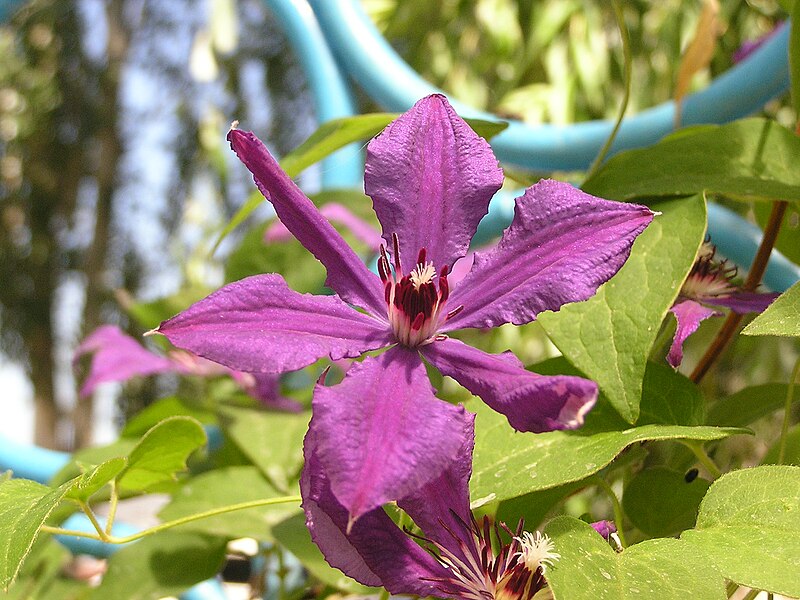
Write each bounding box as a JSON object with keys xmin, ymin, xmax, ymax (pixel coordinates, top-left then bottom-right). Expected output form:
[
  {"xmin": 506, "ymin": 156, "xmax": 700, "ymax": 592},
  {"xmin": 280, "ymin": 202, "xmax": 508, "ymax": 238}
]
[
  {"xmin": 416, "ymin": 515, "xmax": 555, "ymax": 600},
  {"xmin": 680, "ymin": 242, "xmax": 739, "ymax": 300},
  {"xmin": 378, "ymin": 234, "xmax": 462, "ymax": 347}
]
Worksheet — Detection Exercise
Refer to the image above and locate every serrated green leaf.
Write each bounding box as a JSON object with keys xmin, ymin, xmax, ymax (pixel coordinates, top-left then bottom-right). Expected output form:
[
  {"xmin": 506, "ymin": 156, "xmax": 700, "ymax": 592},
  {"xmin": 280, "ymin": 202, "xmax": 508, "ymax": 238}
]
[
  {"xmin": 539, "ymin": 195, "xmax": 706, "ymax": 422},
  {"xmin": 158, "ymin": 466, "xmax": 299, "ymax": 540},
  {"xmin": 117, "ymin": 417, "xmax": 207, "ymax": 492},
  {"xmin": 0, "ymin": 479, "xmax": 71, "ymax": 590},
  {"xmin": 706, "ymin": 383, "xmax": 790, "ymax": 427},
  {"xmin": 87, "ymin": 532, "xmax": 226, "ymax": 600},
  {"xmin": 470, "ymin": 399, "xmax": 746, "ymax": 502},
  {"xmin": 64, "ymin": 458, "xmax": 127, "ymax": 502},
  {"xmin": 742, "ymin": 280, "xmax": 800, "ymax": 337},
  {"xmin": 681, "ymin": 465, "xmax": 800, "ymax": 597},
  {"xmin": 622, "ymin": 467, "xmax": 710, "ymax": 537},
  {"xmin": 544, "ymin": 517, "xmax": 726, "ymax": 599},
  {"xmin": 583, "ymin": 119, "xmax": 800, "ymax": 203},
  {"xmin": 218, "ymin": 406, "xmax": 309, "ymax": 492},
  {"xmin": 272, "ymin": 513, "xmax": 377, "ymax": 595}
]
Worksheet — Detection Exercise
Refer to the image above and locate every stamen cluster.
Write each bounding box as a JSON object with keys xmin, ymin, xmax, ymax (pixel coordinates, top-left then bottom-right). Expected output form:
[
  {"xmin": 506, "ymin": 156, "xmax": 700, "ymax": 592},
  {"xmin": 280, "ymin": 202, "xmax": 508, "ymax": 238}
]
[
  {"xmin": 378, "ymin": 234, "xmax": 461, "ymax": 347},
  {"xmin": 681, "ymin": 242, "xmax": 739, "ymax": 300},
  {"xmin": 416, "ymin": 513, "xmax": 557, "ymax": 600}
]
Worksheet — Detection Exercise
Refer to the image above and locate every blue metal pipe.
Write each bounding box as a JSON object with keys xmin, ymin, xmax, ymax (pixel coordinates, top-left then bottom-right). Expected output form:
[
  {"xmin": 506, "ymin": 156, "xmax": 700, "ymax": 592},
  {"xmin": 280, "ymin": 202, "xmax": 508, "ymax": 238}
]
[
  {"xmin": 263, "ymin": 0, "xmax": 362, "ymax": 188},
  {"xmin": 310, "ymin": 0, "xmax": 790, "ymax": 172}
]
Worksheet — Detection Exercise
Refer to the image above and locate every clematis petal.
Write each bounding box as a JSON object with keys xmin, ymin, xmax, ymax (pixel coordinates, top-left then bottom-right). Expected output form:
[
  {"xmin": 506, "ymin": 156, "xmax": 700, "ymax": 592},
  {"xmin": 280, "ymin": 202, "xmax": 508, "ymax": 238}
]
[
  {"xmin": 155, "ymin": 274, "xmax": 392, "ymax": 374},
  {"xmin": 701, "ymin": 291, "xmax": 779, "ymax": 314},
  {"xmin": 421, "ymin": 338, "xmax": 597, "ymax": 433},
  {"xmin": 265, "ymin": 202, "xmax": 383, "ymax": 253},
  {"xmin": 301, "ymin": 431, "xmax": 449, "ymax": 597},
  {"xmin": 311, "ymin": 345, "xmax": 472, "ymax": 522},
  {"xmin": 668, "ymin": 299, "xmax": 720, "ymax": 368},
  {"xmin": 364, "ymin": 94, "xmax": 503, "ymax": 270},
  {"xmin": 397, "ymin": 412, "xmax": 476, "ymax": 564},
  {"xmin": 444, "ymin": 179, "xmax": 654, "ymax": 331},
  {"xmin": 228, "ymin": 128, "xmax": 385, "ymax": 316},
  {"xmin": 74, "ymin": 325, "xmax": 176, "ymax": 398}
]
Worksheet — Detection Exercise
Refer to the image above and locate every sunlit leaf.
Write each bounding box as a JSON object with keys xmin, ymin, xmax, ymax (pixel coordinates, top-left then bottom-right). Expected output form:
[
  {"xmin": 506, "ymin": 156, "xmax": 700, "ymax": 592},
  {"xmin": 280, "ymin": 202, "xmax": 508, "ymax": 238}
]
[
  {"xmin": 583, "ymin": 120, "xmax": 800, "ymax": 203},
  {"xmin": 539, "ymin": 195, "xmax": 706, "ymax": 422},
  {"xmin": 545, "ymin": 517, "xmax": 726, "ymax": 599},
  {"xmin": 681, "ymin": 466, "xmax": 800, "ymax": 597},
  {"xmin": 742, "ymin": 280, "xmax": 800, "ymax": 337}
]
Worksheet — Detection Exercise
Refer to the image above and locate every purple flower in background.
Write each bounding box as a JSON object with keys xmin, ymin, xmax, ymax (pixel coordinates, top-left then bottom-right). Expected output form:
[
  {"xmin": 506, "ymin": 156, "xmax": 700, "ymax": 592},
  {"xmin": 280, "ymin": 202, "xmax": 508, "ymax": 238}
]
[
  {"xmin": 154, "ymin": 94, "xmax": 653, "ymax": 522},
  {"xmin": 589, "ymin": 520, "xmax": 617, "ymax": 540},
  {"xmin": 75, "ymin": 325, "xmax": 301, "ymax": 412},
  {"xmin": 667, "ymin": 243, "xmax": 779, "ymax": 367},
  {"xmin": 302, "ymin": 412, "xmax": 560, "ymax": 599}
]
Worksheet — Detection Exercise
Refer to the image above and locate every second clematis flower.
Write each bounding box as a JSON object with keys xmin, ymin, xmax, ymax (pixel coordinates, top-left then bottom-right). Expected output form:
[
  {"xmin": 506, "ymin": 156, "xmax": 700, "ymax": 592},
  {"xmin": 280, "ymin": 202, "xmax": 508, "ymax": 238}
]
[
  {"xmin": 154, "ymin": 94, "xmax": 654, "ymax": 523},
  {"xmin": 667, "ymin": 242, "xmax": 779, "ymax": 367}
]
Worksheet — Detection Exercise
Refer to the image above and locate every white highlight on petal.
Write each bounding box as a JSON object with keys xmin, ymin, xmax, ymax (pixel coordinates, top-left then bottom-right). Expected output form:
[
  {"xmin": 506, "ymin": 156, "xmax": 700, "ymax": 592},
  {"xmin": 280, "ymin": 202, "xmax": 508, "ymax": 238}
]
[{"xmin": 514, "ymin": 531, "xmax": 560, "ymax": 573}]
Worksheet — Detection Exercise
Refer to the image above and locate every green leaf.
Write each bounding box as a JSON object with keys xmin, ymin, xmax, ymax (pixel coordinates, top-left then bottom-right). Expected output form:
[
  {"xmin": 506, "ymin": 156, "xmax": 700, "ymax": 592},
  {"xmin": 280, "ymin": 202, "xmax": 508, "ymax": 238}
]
[
  {"xmin": 539, "ymin": 195, "xmax": 707, "ymax": 422},
  {"xmin": 470, "ymin": 399, "xmax": 746, "ymax": 502},
  {"xmin": 3, "ymin": 538, "xmax": 82, "ymax": 600},
  {"xmin": 122, "ymin": 396, "xmax": 216, "ymax": 438},
  {"xmin": 742, "ymin": 280, "xmax": 800, "ymax": 337},
  {"xmin": 117, "ymin": 416, "xmax": 207, "ymax": 492},
  {"xmin": 63, "ymin": 457, "xmax": 127, "ymax": 502},
  {"xmin": 0, "ymin": 479, "xmax": 71, "ymax": 591},
  {"xmin": 622, "ymin": 467, "xmax": 710, "ymax": 537},
  {"xmin": 681, "ymin": 465, "xmax": 800, "ymax": 597},
  {"xmin": 762, "ymin": 425, "xmax": 800, "ymax": 465},
  {"xmin": 706, "ymin": 383, "xmax": 790, "ymax": 427},
  {"xmin": 544, "ymin": 517, "xmax": 726, "ymax": 599},
  {"xmin": 0, "ymin": 459, "xmax": 132, "ymax": 590},
  {"xmin": 583, "ymin": 119, "xmax": 800, "ymax": 203},
  {"xmin": 218, "ymin": 406, "xmax": 309, "ymax": 492},
  {"xmin": 791, "ymin": 2, "xmax": 800, "ymax": 115},
  {"xmin": 272, "ymin": 513, "xmax": 377, "ymax": 595},
  {"xmin": 158, "ymin": 466, "xmax": 299, "ymax": 540},
  {"xmin": 87, "ymin": 532, "xmax": 226, "ymax": 600}
]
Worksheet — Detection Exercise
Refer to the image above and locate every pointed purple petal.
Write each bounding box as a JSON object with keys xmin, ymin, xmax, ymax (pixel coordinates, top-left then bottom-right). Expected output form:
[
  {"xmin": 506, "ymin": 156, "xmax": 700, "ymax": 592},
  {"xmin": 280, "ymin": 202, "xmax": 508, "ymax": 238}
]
[
  {"xmin": 228, "ymin": 128, "xmax": 385, "ymax": 316},
  {"xmin": 301, "ymin": 431, "xmax": 449, "ymax": 596},
  {"xmin": 364, "ymin": 94, "xmax": 503, "ymax": 270},
  {"xmin": 74, "ymin": 325, "xmax": 177, "ymax": 398},
  {"xmin": 421, "ymin": 337, "xmax": 597, "ymax": 433},
  {"xmin": 265, "ymin": 202, "xmax": 383, "ymax": 253},
  {"xmin": 702, "ymin": 291, "xmax": 779, "ymax": 314},
  {"xmin": 397, "ymin": 412, "xmax": 476, "ymax": 565},
  {"xmin": 156, "ymin": 274, "xmax": 392, "ymax": 374},
  {"xmin": 311, "ymin": 345, "xmax": 472, "ymax": 522},
  {"xmin": 668, "ymin": 299, "xmax": 720, "ymax": 368},
  {"xmin": 443, "ymin": 179, "xmax": 654, "ymax": 331}
]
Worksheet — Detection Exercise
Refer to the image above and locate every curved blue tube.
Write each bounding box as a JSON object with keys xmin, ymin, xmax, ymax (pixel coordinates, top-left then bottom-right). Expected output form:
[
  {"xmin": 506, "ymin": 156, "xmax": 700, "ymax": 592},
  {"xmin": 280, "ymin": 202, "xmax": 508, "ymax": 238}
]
[
  {"xmin": 262, "ymin": 0, "xmax": 362, "ymax": 188},
  {"xmin": 0, "ymin": 0, "xmax": 25, "ymax": 21},
  {"xmin": 311, "ymin": 0, "xmax": 790, "ymax": 172},
  {"xmin": 0, "ymin": 437, "xmax": 70, "ymax": 483}
]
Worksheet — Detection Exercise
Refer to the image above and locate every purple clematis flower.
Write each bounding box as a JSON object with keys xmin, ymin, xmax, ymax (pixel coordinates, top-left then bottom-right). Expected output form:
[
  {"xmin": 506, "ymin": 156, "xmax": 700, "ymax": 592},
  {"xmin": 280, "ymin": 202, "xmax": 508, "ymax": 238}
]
[
  {"xmin": 154, "ymin": 94, "xmax": 654, "ymax": 522},
  {"xmin": 302, "ymin": 410, "xmax": 560, "ymax": 599},
  {"xmin": 75, "ymin": 325, "xmax": 301, "ymax": 411},
  {"xmin": 667, "ymin": 242, "xmax": 779, "ymax": 367}
]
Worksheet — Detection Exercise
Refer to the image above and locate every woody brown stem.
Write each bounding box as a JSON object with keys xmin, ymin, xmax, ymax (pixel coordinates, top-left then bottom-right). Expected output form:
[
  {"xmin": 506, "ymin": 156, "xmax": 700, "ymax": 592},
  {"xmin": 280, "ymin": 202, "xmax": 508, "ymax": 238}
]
[{"xmin": 690, "ymin": 200, "xmax": 788, "ymax": 383}]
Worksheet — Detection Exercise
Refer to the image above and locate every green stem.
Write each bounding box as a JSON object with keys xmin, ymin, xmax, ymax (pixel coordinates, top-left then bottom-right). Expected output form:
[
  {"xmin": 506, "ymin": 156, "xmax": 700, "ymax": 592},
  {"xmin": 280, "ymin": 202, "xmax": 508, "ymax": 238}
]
[
  {"xmin": 778, "ymin": 357, "xmax": 800, "ymax": 465},
  {"xmin": 592, "ymin": 477, "xmax": 627, "ymax": 548},
  {"xmin": 584, "ymin": 0, "xmax": 631, "ymax": 181},
  {"xmin": 105, "ymin": 479, "xmax": 119, "ymax": 536},
  {"xmin": 378, "ymin": 589, "xmax": 390, "ymax": 600},
  {"xmin": 43, "ymin": 495, "xmax": 301, "ymax": 544},
  {"xmin": 740, "ymin": 588, "xmax": 760, "ymax": 600},
  {"xmin": 683, "ymin": 441, "xmax": 722, "ymax": 479},
  {"xmin": 78, "ymin": 500, "xmax": 111, "ymax": 542}
]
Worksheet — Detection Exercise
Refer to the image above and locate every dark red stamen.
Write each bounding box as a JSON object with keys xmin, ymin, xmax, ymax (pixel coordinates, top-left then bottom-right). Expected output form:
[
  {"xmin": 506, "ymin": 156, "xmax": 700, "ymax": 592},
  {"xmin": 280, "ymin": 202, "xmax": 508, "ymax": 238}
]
[
  {"xmin": 446, "ymin": 305, "xmax": 464, "ymax": 320},
  {"xmin": 416, "ymin": 247, "xmax": 427, "ymax": 266},
  {"xmin": 392, "ymin": 232, "xmax": 402, "ymax": 273}
]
